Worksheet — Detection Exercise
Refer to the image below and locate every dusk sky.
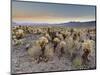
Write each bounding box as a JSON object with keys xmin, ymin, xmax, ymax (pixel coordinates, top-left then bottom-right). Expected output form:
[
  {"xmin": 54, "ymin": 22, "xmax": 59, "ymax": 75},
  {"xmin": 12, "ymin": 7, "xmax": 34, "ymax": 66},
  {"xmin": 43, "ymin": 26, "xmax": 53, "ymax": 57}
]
[{"xmin": 12, "ymin": 1, "xmax": 96, "ymax": 24}]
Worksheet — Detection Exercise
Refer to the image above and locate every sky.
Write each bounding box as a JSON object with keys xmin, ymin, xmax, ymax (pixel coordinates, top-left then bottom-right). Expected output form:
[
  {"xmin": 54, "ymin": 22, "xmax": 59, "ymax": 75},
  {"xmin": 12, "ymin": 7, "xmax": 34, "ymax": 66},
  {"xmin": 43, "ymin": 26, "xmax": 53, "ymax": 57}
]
[{"xmin": 12, "ymin": 1, "xmax": 96, "ymax": 24}]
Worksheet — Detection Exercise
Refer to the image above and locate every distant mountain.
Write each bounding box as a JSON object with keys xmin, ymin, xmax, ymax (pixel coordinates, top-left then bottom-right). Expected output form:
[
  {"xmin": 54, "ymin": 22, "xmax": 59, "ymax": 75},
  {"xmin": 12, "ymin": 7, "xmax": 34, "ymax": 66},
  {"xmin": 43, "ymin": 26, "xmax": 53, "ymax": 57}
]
[
  {"xmin": 12, "ymin": 21, "xmax": 49, "ymax": 26},
  {"xmin": 58, "ymin": 21, "xmax": 96, "ymax": 27},
  {"xmin": 12, "ymin": 21, "xmax": 96, "ymax": 27}
]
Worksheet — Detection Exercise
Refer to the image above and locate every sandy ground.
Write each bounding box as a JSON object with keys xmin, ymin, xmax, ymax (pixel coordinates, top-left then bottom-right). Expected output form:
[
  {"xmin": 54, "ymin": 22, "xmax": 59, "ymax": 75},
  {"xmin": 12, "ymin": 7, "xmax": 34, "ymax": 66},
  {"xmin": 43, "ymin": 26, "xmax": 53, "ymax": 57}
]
[{"xmin": 11, "ymin": 34, "xmax": 96, "ymax": 74}]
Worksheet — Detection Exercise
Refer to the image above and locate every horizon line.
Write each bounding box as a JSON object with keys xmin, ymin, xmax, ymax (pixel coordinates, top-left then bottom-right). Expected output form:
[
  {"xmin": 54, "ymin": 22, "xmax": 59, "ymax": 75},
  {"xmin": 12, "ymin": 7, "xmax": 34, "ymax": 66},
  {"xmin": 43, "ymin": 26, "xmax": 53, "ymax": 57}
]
[{"xmin": 12, "ymin": 20, "xmax": 96, "ymax": 24}]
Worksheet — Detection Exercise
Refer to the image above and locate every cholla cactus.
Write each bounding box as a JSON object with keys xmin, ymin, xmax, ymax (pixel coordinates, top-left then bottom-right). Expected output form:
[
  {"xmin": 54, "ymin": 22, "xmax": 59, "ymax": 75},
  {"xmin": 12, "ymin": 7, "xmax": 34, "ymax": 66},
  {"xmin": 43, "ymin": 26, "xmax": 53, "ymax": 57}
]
[
  {"xmin": 15, "ymin": 29, "xmax": 24, "ymax": 39},
  {"xmin": 57, "ymin": 40, "xmax": 67, "ymax": 58},
  {"xmin": 12, "ymin": 35, "xmax": 16, "ymax": 40},
  {"xmin": 36, "ymin": 36, "xmax": 49, "ymax": 48},
  {"xmin": 65, "ymin": 36, "xmax": 80, "ymax": 57},
  {"xmin": 28, "ymin": 44, "xmax": 42, "ymax": 61},
  {"xmin": 81, "ymin": 39, "xmax": 94, "ymax": 65},
  {"xmin": 12, "ymin": 39, "xmax": 24, "ymax": 46},
  {"xmin": 82, "ymin": 40, "xmax": 94, "ymax": 51},
  {"xmin": 59, "ymin": 40, "xmax": 66, "ymax": 48},
  {"xmin": 44, "ymin": 44, "xmax": 54, "ymax": 62},
  {"xmin": 65, "ymin": 36, "xmax": 74, "ymax": 50},
  {"xmin": 53, "ymin": 37, "xmax": 60, "ymax": 51},
  {"xmin": 56, "ymin": 32, "xmax": 64, "ymax": 40},
  {"xmin": 34, "ymin": 36, "xmax": 49, "ymax": 62},
  {"xmin": 37, "ymin": 28, "xmax": 43, "ymax": 34},
  {"xmin": 44, "ymin": 33, "xmax": 51, "ymax": 41}
]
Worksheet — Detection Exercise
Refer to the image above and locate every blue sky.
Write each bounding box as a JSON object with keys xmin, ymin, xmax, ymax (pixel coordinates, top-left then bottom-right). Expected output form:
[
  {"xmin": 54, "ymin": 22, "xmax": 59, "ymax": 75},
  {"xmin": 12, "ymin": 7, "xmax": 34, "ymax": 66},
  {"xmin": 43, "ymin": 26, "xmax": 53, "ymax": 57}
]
[{"xmin": 12, "ymin": 1, "xmax": 96, "ymax": 23}]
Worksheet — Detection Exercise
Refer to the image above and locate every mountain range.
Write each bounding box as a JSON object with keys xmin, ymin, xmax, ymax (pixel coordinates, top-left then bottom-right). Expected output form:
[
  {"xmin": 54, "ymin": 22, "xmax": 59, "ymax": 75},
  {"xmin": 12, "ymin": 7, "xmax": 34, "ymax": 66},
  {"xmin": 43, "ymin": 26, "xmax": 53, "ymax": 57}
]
[{"xmin": 12, "ymin": 21, "xmax": 96, "ymax": 27}]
